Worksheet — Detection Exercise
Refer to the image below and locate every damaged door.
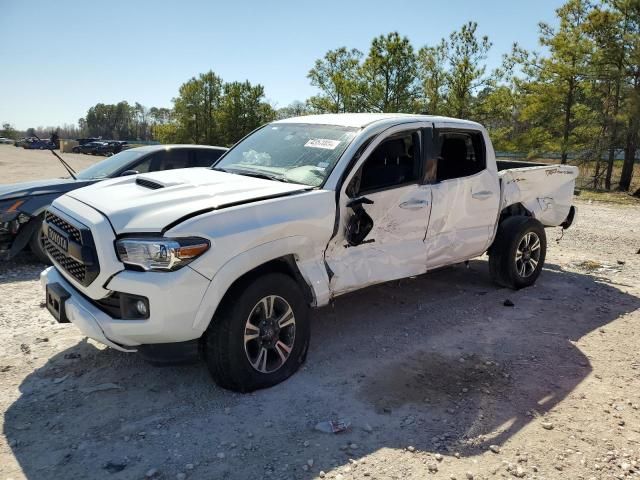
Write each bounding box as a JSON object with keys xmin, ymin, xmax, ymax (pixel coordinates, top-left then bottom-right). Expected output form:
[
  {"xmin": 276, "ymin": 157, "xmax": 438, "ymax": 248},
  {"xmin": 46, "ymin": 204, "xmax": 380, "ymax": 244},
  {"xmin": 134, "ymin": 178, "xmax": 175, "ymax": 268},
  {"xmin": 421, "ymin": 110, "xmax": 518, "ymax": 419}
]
[
  {"xmin": 325, "ymin": 126, "xmax": 432, "ymax": 295},
  {"xmin": 425, "ymin": 125, "xmax": 500, "ymax": 268}
]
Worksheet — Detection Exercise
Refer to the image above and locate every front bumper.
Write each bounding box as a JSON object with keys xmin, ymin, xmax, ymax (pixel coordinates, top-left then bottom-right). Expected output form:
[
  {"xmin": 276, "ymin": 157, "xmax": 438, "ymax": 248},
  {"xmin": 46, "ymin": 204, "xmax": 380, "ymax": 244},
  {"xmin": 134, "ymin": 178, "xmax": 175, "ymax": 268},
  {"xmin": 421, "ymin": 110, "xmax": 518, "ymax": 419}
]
[{"xmin": 40, "ymin": 265, "xmax": 211, "ymax": 350}]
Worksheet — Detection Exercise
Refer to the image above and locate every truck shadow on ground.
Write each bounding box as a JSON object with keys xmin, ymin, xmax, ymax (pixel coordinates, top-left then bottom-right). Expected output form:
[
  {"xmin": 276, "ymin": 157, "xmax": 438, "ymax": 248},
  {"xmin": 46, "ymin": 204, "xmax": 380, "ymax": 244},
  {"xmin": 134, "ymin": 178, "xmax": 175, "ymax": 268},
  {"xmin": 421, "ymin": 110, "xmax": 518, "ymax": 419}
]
[{"xmin": 4, "ymin": 260, "xmax": 640, "ymax": 479}]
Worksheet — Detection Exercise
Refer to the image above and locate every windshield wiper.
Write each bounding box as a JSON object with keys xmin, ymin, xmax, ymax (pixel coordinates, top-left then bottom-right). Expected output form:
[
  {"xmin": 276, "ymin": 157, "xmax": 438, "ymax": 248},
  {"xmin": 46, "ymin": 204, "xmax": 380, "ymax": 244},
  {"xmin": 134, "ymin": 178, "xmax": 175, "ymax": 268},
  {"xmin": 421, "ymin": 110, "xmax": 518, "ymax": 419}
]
[{"xmin": 213, "ymin": 167, "xmax": 287, "ymax": 182}]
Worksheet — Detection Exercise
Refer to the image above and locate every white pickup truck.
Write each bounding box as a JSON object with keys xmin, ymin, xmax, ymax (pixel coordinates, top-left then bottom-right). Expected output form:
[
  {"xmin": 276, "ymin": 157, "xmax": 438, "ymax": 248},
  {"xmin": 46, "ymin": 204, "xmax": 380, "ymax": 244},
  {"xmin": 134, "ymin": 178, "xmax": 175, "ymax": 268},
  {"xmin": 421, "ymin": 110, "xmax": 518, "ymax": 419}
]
[{"xmin": 41, "ymin": 113, "xmax": 578, "ymax": 391}]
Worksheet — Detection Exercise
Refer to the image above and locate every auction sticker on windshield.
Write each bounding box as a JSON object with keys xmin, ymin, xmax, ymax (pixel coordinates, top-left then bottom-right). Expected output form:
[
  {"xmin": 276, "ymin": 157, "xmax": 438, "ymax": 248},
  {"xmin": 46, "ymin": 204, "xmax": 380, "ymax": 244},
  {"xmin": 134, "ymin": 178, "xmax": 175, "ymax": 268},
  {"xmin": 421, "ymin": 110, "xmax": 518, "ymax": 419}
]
[{"xmin": 305, "ymin": 138, "xmax": 341, "ymax": 150}]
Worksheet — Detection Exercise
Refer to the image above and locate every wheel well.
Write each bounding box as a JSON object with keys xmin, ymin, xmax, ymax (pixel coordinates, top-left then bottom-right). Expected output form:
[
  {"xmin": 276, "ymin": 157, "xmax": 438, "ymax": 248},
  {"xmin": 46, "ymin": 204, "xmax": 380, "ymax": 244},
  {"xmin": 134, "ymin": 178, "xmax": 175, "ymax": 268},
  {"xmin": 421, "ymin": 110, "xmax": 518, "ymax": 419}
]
[
  {"xmin": 223, "ymin": 255, "xmax": 314, "ymax": 306},
  {"xmin": 499, "ymin": 203, "xmax": 532, "ymax": 224}
]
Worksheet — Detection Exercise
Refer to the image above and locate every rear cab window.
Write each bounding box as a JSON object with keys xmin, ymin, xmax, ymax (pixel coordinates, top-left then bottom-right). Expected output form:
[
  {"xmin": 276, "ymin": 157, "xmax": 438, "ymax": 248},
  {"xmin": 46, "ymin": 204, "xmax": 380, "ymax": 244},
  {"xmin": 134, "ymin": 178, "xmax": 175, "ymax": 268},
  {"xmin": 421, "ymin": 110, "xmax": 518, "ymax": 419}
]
[{"xmin": 435, "ymin": 130, "xmax": 486, "ymax": 181}]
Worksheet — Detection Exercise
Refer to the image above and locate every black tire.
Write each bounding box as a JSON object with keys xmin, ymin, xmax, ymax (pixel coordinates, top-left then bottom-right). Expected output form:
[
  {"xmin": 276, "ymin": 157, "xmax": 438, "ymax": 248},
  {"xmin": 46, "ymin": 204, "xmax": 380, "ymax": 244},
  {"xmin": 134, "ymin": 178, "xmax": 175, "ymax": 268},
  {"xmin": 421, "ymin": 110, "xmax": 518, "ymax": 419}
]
[
  {"xmin": 488, "ymin": 216, "xmax": 546, "ymax": 289},
  {"xmin": 204, "ymin": 272, "xmax": 310, "ymax": 392},
  {"xmin": 72, "ymin": 147, "xmax": 80, "ymax": 153},
  {"xmin": 28, "ymin": 217, "xmax": 51, "ymax": 264}
]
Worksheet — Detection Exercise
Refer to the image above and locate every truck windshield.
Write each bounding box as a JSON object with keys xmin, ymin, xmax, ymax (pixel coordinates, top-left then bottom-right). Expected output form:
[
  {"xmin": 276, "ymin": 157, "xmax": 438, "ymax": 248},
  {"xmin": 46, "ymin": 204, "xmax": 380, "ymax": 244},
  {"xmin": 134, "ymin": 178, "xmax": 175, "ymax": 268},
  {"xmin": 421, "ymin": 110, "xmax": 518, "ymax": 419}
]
[
  {"xmin": 213, "ymin": 123, "xmax": 359, "ymax": 186},
  {"xmin": 76, "ymin": 150, "xmax": 146, "ymax": 180}
]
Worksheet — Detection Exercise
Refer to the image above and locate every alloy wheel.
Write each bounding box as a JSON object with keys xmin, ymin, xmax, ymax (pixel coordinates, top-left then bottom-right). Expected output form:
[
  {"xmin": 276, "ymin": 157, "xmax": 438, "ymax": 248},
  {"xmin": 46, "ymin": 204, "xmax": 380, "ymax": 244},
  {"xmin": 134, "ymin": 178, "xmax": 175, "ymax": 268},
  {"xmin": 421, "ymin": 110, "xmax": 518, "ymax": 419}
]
[
  {"xmin": 244, "ymin": 295, "xmax": 296, "ymax": 374},
  {"xmin": 515, "ymin": 231, "xmax": 541, "ymax": 278}
]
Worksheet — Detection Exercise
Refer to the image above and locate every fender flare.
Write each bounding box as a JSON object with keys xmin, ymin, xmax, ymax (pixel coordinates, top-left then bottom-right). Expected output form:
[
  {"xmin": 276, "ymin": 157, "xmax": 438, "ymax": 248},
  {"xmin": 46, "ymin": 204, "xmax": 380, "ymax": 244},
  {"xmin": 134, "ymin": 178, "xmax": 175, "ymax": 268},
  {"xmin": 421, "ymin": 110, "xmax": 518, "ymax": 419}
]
[{"xmin": 191, "ymin": 236, "xmax": 331, "ymax": 334}]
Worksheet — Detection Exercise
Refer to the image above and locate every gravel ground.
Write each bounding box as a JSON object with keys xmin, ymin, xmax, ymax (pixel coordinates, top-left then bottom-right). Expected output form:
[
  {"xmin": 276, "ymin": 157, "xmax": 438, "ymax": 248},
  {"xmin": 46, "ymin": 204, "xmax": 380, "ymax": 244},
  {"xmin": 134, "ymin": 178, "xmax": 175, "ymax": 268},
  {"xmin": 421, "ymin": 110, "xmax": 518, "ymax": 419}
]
[
  {"xmin": 1, "ymin": 198, "xmax": 639, "ymax": 480},
  {"xmin": 0, "ymin": 145, "xmax": 100, "ymax": 184}
]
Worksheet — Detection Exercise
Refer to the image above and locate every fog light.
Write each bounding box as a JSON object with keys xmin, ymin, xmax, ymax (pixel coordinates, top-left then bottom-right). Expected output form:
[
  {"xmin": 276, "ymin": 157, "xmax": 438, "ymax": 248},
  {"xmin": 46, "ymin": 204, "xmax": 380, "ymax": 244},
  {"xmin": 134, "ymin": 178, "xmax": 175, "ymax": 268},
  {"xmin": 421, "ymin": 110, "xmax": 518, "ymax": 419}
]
[
  {"xmin": 118, "ymin": 294, "xmax": 150, "ymax": 319},
  {"xmin": 135, "ymin": 300, "xmax": 148, "ymax": 316}
]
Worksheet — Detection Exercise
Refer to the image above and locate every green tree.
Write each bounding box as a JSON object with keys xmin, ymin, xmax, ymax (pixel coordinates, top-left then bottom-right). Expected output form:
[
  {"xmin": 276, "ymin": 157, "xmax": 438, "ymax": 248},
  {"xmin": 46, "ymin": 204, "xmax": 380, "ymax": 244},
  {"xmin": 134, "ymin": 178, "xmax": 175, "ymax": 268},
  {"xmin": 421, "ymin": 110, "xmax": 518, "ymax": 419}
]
[
  {"xmin": 217, "ymin": 81, "xmax": 275, "ymax": 145},
  {"xmin": 359, "ymin": 32, "xmax": 418, "ymax": 112},
  {"xmin": 515, "ymin": 1, "xmax": 595, "ymax": 163},
  {"xmin": 276, "ymin": 101, "xmax": 311, "ymax": 120},
  {"xmin": 0, "ymin": 123, "xmax": 17, "ymax": 139},
  {"xmin": 173, "ymin": 71, "xmax": 223, "ymax": 144},
  {"xmin": 473, "ymin": 85, "xmax": 520, "ymax": 151},
  {"xmin": 149, "ymin": 107, "xmax": 173, "ymax": 125},
  {"xmin": 587, "ymin": 0, "xmax": 640, "ymax": 189},
  {"xmin": 166, "ymin": 71, "xmax": 274, "ymax": 146},
  {"xmin": 84, "ymin": 101, "xmax": 135, "ymax": 139},
  {"xmin": 619, "ymin": 11, "xmax": 640, "ymax": 191},
  {"xmin": 307, "ymin": 47, "xmax": 363, "ymax": 113},
  {"xmin": 445, "ymin": 22, "xmax": 492, "ymax": 118},
  {"xmin": 416, "ymin": 39, "xmax": 448, "ymax": 115},
  {"xmin": 152, "ymin": 123, "xmax": 181, "ymax": 144}
]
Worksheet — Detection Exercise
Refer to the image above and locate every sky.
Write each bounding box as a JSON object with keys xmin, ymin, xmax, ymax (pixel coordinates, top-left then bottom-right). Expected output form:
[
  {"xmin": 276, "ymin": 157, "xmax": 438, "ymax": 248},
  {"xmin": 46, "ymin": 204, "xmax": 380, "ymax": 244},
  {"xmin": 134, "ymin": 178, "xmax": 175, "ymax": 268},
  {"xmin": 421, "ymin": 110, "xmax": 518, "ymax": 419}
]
[{"xmin": 0, "ymin": 0, "xmax": 565, "ymax": 130}]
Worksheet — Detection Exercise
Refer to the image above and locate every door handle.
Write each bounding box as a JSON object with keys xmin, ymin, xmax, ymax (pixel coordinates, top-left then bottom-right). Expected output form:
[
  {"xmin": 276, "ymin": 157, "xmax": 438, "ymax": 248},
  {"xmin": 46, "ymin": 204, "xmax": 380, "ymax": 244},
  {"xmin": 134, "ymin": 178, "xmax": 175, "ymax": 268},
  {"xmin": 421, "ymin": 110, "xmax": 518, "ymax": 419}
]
[
  {"xmin": 471, "ymin": 190, "xmax": 493, "ymax": 200},
  {"xmin": 399, "ymin": 199, "xmax": 429, "ymax": 210}
]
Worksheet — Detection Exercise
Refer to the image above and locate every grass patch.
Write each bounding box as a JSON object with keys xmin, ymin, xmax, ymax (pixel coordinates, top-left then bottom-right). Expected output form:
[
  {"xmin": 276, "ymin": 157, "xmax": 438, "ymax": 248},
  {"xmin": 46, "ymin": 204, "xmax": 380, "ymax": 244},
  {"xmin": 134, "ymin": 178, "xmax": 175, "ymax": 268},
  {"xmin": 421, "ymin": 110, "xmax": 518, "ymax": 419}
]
[
  {"xmin": 576, "ymin": 260, "xmax": 605, "ymax": 271},
  {"xmin": 575, "ymin": 188, "xmax": 640, "ymax": 206}
]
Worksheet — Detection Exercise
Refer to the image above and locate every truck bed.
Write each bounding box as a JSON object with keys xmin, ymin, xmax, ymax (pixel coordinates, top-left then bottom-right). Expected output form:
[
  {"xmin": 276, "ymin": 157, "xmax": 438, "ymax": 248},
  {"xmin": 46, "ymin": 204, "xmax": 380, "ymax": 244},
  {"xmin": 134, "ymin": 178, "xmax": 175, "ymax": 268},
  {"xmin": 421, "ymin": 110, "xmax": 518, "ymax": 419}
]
[
  {"xmin": 498, "ymin": 163, "xmax": 578, "ymax": 227},
  {"xmin": 496, "ymin": 159, "xmax": 547, "ymax": 171}
]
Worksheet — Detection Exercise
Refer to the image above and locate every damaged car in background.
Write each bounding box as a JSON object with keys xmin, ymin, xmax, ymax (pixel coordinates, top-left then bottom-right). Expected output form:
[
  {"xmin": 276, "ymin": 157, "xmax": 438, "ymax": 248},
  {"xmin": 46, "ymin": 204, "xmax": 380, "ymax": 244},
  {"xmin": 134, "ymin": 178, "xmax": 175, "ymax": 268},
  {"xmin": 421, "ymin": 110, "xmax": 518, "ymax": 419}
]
[
  {"xmin": 40, "ymin": 113, "xmax": 578, "ymax": 392},
  {"xmin": 0, "ymin": 144, "xmax": 227, "ymax": 263}
]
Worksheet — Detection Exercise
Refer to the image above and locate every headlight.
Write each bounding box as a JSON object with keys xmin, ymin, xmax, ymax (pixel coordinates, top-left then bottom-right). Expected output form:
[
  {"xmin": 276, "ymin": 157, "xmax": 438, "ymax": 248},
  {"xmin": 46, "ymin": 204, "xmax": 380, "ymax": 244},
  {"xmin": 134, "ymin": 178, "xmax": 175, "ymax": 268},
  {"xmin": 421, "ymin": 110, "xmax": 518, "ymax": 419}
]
[
  {"xmin": 115, "ymin": 237, "xmax": 210, "ymax": 271},
  {"xmin": 0, "ymin": 199, "xmax": 24, "ymax": 212},
  {"xmin": 0, "ymin": 199, "xmax": 26, "ymax": 222}
]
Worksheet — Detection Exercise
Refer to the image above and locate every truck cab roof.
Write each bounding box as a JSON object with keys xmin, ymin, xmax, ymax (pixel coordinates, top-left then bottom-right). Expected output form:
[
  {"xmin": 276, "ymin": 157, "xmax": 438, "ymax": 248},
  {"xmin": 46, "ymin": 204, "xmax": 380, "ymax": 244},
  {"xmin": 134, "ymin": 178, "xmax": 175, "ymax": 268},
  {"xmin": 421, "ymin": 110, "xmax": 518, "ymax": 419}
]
[{"xmin": 274, "ymin": 113, "xmax": 482, "ymax": 129}]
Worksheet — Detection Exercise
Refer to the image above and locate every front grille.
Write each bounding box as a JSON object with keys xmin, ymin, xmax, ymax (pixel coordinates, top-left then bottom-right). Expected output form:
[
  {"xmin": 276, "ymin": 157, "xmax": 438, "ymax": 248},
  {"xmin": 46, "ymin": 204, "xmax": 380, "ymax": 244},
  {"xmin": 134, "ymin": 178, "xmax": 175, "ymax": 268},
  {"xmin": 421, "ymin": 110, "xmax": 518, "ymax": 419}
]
[
  {"xmin": 45, "ymin": 241, "xmax": 87, "ymax": 282},
  {"xmin": 45, "ymin": 211, "xmax": 82, "ymax": 243},
  {"xmin": 44, "ymin": 210, "xmax": 99, "ymax": 286}
]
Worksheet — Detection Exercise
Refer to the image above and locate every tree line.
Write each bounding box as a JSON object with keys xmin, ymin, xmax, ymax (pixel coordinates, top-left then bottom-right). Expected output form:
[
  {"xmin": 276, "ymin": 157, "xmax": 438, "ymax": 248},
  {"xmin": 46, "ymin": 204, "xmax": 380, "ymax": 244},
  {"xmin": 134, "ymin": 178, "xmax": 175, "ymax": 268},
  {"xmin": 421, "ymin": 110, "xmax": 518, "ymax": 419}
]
[
  {"xmin": 78, "ymin": 102, "xmax": 172, "ymax": 141},
  {"xmin": 3, "ymin": 0, "xmax": 637, "ymax": 191},
  {"xmin": 297, "ymin": 0, "xmax": 639, "ymax": 191},
  {"xmin": 68, "ymin": 74, "xmax": 276, "ymax": 147}
]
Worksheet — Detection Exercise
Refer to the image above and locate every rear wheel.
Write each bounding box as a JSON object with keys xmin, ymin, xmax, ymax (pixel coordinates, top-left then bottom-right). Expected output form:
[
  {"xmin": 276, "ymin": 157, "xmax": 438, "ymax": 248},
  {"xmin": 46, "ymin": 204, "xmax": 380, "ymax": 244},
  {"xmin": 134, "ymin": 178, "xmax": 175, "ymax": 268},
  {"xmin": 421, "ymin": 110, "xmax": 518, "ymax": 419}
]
[
  {"xmin": 489, "ymin": 216, "xmax": 546, "ymax": 289},
  {"xmin": 204, "ymin": 273, "xmax": 310, "ymax": 392}
]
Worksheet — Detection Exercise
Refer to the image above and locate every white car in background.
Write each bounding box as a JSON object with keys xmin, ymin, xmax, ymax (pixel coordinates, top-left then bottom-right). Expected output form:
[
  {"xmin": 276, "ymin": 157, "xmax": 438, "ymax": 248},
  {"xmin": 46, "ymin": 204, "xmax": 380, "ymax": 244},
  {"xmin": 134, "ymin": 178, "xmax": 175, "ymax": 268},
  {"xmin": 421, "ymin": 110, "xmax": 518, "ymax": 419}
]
[{"xmin": 40, "ymin": 113, "xmax": 578, "ymax": 392}]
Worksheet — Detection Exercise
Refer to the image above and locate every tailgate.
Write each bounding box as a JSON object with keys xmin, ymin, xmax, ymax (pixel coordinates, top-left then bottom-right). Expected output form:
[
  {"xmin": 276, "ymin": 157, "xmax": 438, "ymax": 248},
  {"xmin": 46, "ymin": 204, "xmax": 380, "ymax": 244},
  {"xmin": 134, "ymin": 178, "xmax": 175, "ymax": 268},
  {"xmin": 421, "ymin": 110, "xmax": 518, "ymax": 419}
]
[{"xmin": 499, "ymin": 164, "xmax": 578, "ymax": 227}]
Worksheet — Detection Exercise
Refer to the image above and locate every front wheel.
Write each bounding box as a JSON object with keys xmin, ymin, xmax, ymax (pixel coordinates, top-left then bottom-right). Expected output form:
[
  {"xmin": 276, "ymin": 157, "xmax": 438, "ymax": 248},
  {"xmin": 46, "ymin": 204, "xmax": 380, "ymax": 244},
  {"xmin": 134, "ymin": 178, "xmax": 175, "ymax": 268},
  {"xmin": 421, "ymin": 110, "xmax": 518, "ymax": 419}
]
[
  {"xmin": 29, "ymin": 217, "xmax": 51, "ymax": 264},
  {"xmin": 489, "ymin": 216, "xmax": 546, "ymax": 289},
  {"xmin": 204, "ymin": 272, "xmax": 310, "ymax": 392}
]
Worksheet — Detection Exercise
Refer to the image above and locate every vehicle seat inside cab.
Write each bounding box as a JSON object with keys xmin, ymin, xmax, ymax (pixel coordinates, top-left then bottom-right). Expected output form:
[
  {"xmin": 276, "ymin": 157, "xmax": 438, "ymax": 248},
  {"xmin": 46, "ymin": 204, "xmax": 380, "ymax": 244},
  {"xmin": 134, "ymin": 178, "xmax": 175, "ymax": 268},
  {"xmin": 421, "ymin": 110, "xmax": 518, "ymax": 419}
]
[{"xmin": 360, "ymin": 138, "xmax": 415, "ymax": 191}]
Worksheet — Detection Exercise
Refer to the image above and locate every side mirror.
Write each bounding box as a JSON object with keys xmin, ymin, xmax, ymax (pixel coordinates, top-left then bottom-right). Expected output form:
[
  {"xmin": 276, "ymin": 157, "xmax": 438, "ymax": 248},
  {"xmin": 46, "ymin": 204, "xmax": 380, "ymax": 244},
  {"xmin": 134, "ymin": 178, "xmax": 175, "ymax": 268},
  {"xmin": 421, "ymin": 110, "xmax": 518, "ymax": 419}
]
[
  {"xmin": 120, "ymin": 170, "xmax": 139, "ymax": 177},
  {"xmin": 347, "ymin": 196, "xmax": 374, "ymax": 208}
]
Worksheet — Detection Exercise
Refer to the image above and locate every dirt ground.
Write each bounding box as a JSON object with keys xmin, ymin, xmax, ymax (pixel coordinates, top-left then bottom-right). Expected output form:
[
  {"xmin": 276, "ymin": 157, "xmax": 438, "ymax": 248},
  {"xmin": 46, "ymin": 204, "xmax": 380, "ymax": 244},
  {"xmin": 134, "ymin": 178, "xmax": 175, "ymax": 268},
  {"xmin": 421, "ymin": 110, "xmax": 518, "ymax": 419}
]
[
  {"xmin": 0, "ymin": 145, "xmax": 99, "ymax": 184},
  {"xmin": 1, "ymin": 149, "xmax": 639, "ymax": 480}
]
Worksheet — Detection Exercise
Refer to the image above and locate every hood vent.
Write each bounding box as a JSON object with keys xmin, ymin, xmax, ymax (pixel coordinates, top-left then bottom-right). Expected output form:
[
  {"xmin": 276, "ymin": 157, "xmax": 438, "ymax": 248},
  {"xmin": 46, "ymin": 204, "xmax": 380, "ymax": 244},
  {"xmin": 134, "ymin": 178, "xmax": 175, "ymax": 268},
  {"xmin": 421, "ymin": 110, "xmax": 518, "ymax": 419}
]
[{"xmin": 136, "ymin": 178, "xmax": 165, "ymax": 190}]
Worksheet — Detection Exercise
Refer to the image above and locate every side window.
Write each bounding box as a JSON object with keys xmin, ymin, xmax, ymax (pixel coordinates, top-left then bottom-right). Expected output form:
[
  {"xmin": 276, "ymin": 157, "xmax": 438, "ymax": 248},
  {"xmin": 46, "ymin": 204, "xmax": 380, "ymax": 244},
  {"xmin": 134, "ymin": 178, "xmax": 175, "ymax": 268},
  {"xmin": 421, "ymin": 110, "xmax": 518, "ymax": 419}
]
[
  {"xmin": 192, "ymin": 149, "xmax": 224, "ymax": 167},
  {"xmin": 352, "ymin": 132, "xmax": 421, "ymax": 194},
  {"xmin": 130, "ymin": 156, "xmax": 152, "ymax": 173},
  {"xmin": 148, "ymin": 150, "xmax": 191, "ymax": 172},
  {"xmin": 436, "ymin": 130, "xmax": 486, "ymax": 181}
]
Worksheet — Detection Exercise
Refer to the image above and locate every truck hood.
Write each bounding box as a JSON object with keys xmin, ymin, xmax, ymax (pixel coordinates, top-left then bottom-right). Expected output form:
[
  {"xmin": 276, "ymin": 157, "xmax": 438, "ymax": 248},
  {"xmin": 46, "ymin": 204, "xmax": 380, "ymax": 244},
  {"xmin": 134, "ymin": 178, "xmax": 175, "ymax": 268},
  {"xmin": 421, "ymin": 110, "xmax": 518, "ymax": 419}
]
[
  {"xmin": 0, "ymin": 178, "xmax": 95, "ymax": 201},
  {"xmin": 65, "ymin": 168, "xmax": 312, "ymax": 233}
]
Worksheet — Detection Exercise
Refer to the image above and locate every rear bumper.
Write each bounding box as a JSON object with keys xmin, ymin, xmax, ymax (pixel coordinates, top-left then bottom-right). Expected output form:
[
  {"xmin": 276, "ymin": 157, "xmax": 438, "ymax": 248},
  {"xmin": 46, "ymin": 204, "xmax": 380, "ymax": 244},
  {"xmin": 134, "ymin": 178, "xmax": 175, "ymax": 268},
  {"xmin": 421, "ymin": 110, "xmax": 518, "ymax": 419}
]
[{"xmin": 561, "ymin": 205, "xmax": 577, "ymax": 229}]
